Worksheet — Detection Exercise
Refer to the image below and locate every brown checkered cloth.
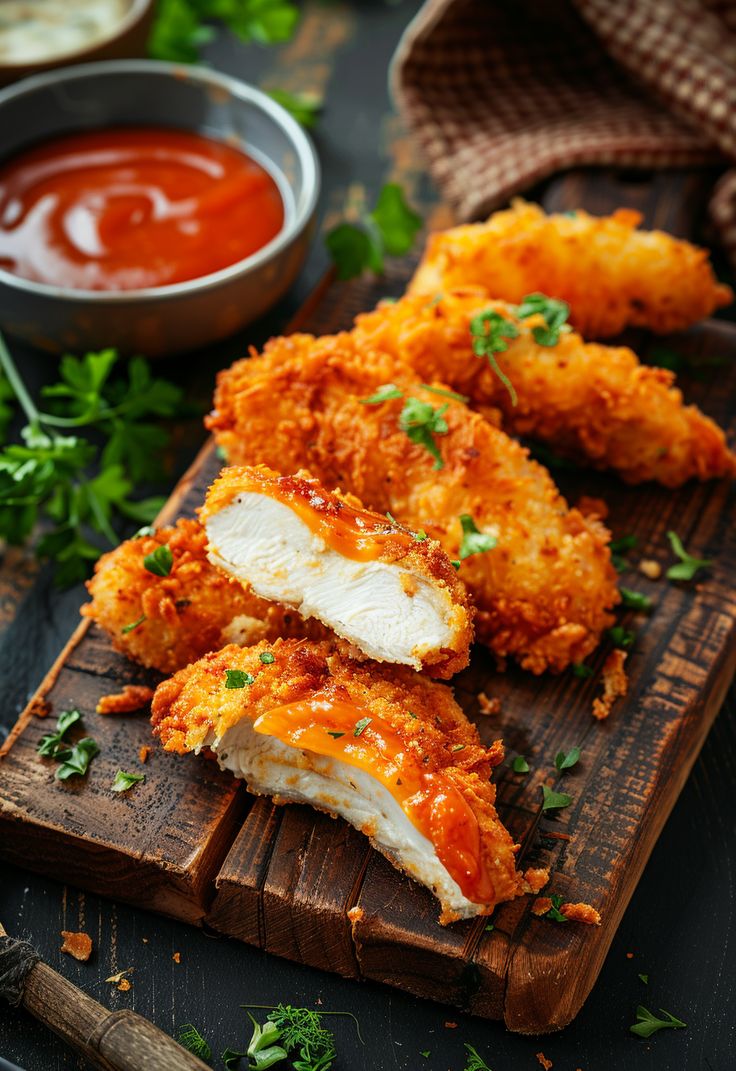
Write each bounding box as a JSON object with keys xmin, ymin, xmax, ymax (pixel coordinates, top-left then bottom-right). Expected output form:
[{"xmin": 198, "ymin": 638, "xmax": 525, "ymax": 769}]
[{"xmin": 391, "ymin": 0, "xmax": 736, "ymax": 262}]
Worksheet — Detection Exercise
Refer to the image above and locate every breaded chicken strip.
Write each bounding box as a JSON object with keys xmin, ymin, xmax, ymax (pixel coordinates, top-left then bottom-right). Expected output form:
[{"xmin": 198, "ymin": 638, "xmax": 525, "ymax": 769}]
[
  {"xmin": 353, "ymin": 289, "xmax": 736, "ymax": 486},
  {"xmin": 409, "ymin": 200, "xmax": 732, "ymax": 338},
  {"xmin": 151, "ymin": 637, "xmax": 523, "ymax": 922},
  {"xmin": 201, "ymin": 465, "xmax": 473, "ymax": 678},
  {"xmin": 207, "ymin": 334, "xmax": 619, "ymax": 673},
  {"xmin": 83, "ymin": 518, "xmax": 311, "ymax": 674}
]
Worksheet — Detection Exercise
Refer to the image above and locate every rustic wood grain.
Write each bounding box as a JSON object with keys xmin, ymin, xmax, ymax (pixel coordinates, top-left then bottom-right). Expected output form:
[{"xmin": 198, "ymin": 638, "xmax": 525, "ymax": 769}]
[{"xmin": 0, "ymin": 172, "xmax": 734, "ymax": 1034}]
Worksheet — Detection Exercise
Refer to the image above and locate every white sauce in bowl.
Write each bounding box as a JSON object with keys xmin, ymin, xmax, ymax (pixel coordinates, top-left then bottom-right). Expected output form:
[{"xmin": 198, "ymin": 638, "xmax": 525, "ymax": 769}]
[{"xmin": 0, "ymin": 0, "xmax": 130, "ymax": 63}]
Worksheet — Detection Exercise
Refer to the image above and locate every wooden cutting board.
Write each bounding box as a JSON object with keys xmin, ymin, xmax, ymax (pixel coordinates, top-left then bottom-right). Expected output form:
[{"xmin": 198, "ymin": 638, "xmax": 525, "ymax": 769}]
[{"xmin": 1, "ymin": 175, "xmax": 735, "ymax": 1034}]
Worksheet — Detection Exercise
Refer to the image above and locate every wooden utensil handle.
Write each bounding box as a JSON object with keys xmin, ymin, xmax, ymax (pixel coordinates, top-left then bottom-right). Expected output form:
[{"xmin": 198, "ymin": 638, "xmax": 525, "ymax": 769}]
[{"xmin": 22, "ymin": 962, "xmax": 208, "ymax": 1071}]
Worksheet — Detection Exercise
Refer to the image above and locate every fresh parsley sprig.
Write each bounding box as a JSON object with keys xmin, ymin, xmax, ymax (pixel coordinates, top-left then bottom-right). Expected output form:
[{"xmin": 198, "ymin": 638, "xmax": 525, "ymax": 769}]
[
  {"xmin": 54, "ymin": 738, "xmax": 99, "ymax": 781},
  {"xmin": 666, "ymin": 530, "xmax": 712, "ymax": 582},
  {"xmin": 399, "ymin": 396, "xmax": 449, "ymax": 470},
  {"xmin": 469, "ymin": 309, "xmax": 519, "ymax": 405},
  {"xmin": 516, "ymin": 293, "xmax": 571, "ymax": 346},
  {"xmin": 630, "ymin": 1005, "xmax": 686, "ymax": 1038},
  {"xmin": 326, "ymin": 184, "xmax": 422, "ymax": 280},
  {"xmin": 463, "ymin": 1043, "xmax": 492, "ymax": 1071},
  {"xmin": 148, "ymin": 0, "xmax": 300, "ymax": 64},
  {"xmin": 112, "ymin": 770, "xmax": 146, "ymax": 793},
  {"xmin": 543, "ymin": 893, "xmax": 568, "ymax": 923},
  {"xmin": 458, "ymin": 514, "xmax": 496, "ymax": 560},
  {"xmin": 268, "ymin": 88, "xmax": 322, "ymax": 129},
  {"xmin": 37, "ymin": 708, "xmax": 81, "ymax": 758},
  {"xmin": 540, "ymin": 785, "xmax": 573, "ymax": 812},
  {"xmin": 178, "ymin": 1023, "xmax": 212, "ymax": 1062}
]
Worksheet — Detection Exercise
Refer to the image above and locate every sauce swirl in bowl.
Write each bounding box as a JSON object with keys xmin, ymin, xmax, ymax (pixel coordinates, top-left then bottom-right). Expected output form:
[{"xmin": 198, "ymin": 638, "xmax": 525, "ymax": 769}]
[{"xmin": 0, "ymin": 127, "xmax": 285, "ymax": 290}]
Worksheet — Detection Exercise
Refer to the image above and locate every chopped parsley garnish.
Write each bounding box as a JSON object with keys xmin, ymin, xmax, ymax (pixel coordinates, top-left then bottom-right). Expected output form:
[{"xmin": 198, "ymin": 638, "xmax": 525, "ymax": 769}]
[
  {"xmin": 360, "ymin": 384, "xmax": 404, "ymax": 405},
  {"xmin": 469, "ymin": 309, "xmax": 519, "ymax": 404},
  {"xmin": 399, "ymin": 396, "xmax": 449, "ymax": 469},
  {"xmin": 630, "ymin": 1006, "xmax": 686, "ymax": 1038},
  {"xmin": 572, "ymin": 663, "xmax": 593, "ymax": 679},
  {"xmin": 666, "ymin": 530, "xmax": 712, "ymax": 582},
  {"xmin": 608, "ymin": 625, "xmax": 636, "ymax": 650},
  {"xmin": 225, "ymin": 669, "xmax": 255, "ymax": 689},
  {"xmin": 148, "ymin": 0, "xmax": 299, "ymax": 63},
  {"xmin": 511, "ymin": 755, "xmax": 529, "ymax": 773},
  {"xmin": 259, "ymin": 652, "xmax": 275, "ymax": 664},
  {"xmin": 133, "ymin": 525, "xmax": 155, "ymax": 538},
  {"xmin": 419, "ymin": 383, "xmax": 468, "ymax": 403},
  {"xmin": 638, "ymin": 974, "xmax": 649, "ymax": 984},
  {"xmin": 326, "ymin": 183, "xmax": 422, "ymax": 279},
  {"xmin": 610, "ymin": 533, "xmax": 638, "ymax": 572},
  {"xmin": 619, "ymin": 587, "xmax": 653, "ymax": 612},
  {"xmin": 516, "ymin": 293, "xmax": 571, "ymax": 347},
  {"xmin": 353, "ymin": 717, "xmax": 371, "ymax": 737},
  {"xmin": 554, "ymin": 746, "xmax": 580, "ymax": 772},
  {"xmin": 122, "ymin": 614, "xmax": 146, "ymax": 634},
  {"xmin": 420, "ymin": 1051, "xmax": 431, "ymax": 1059},
  {"xmin": 178, "ymin": 1023, "xmax": 211, "ymax": 1061},
  {"xmin": 458, "ymin": 514, "xmax": 497, "ymax": 560},
  {"xmin": 484, "ymin": 923, "xmax": 494, "ymax": 932},
  {"xmin": 327, "ymin": 731, "xmax": 345, "ymax": 739},
  {"xmin": 541, "ymin": 785, "xmax": 573, "ymax": 811},
  {"xmin": 111, "ymin": 770, "xmax": 145, "ymax": 793},
  {"xmin": 413, "ymin": 529, "xmax": 428, "ymax": 542},
  {"xmin": 408, "ymin": 711, "xmax": 418, "ymax": 719},
  {"xmin": 463, "ymin": 1043, "xmax": 493, "ymax": 1071},
  {"xmin": 54, "ymin": 737, "xmax": 99, "ymax": 781},
  {"xmin": 37, "ymin": 708, "xmax": 81, "ymax": 758},
  {"xmin": 543, "ymin": 893, "xmax": 568, "ymax": 923},
  {"xmin": 143, "ymin": 543, "xmax": 173, "ymax": 577},
  {"xmin": 268, "ymin": 88, "xmax": 322, "ymax": 129},
  {"xmin": 451, "ymin": 743, "xmax": 466, "ymax": 753}
]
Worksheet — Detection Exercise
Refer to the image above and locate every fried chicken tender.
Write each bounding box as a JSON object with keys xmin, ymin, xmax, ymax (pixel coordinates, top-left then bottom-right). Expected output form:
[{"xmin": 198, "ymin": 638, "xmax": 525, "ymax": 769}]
[
  {"xmin": 353, "ymin": 289, "xmax": 736, "ymax": 486},
  {"xmin": 409, "ymin": 200, "xmax": 732, "ymax": 338},
  {"xmin": 151, "ymin": 637, "xmax": 523, "ymax": 922},
  {"xmin": 83, "ymin": 518, "xmax": 311, "ymax": 674},
  {"xmin": 201, "ymin": 464, "xmax": 473, "ymax": 678},
  {"xmin": 207, "ymin": 333, "xmax": 619, "ymax": 673}
]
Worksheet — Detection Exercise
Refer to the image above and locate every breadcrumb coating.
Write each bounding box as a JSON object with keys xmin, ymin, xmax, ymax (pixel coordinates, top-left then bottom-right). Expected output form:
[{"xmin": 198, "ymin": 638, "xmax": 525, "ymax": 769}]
[
  {"xmin": 409, "ymin": 200, "xmax": 732, "ymax": 338},
  {"xmin": 207, "ymin": 332, "xmax": 619, "ymax": 673},
  {"xmin": 82, "ymin": 518, "xmax": 312, "ymax": 675},
  {"xmin": 592, "ymin": 649, "xmax": 629, "ymax": 720},
  {"xmin": 353, "ymin": 289, "xmax": 736, "ymax": 486},
  {"xmin": 96, "ymin": 685, "xmax": 154, "ymax": 714}
]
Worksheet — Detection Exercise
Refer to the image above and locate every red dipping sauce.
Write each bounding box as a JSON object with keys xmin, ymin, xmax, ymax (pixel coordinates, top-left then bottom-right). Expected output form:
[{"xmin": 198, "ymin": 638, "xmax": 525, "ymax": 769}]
[{"xmin": 0, "ymin": 127, "xmax": 285, "ymax": 291}]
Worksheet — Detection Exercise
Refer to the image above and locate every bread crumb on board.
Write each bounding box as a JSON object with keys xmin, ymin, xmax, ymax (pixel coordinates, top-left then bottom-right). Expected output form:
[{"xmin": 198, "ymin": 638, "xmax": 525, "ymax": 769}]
[
  {"xmin": 536, "ymin": 1052, "xmax": 553, "ymax": 1070},
  {"xmin": 138, "ymin": 745, "xmax": 151, "ymax": 764},
  {"xmin": 117, "ymin": 978, "xmax": 132, "ymax": 991},
  {"xmin": 592, "ymin": 648, "xmax": 628, "ymax": 719},
  {"xmin": 531, "ymin": 897, "xmax": 601, "ymax": 925},
  {"xmin": 28, "ymin": 696, "xmax": 51, "ymax": 719},
  {"xmin": 172, "ymin": 951, "xmax": 181, "ymax": 963},
  {"xmin": 522, "ymin": 867, "xmax": 550, "ymax": 894},
  {"xmin": 477, "ymin": 691, "xmax": 501, "ymax": 716},
  {"xmin": 639, "ymin": 558, "xmax": 661, "ymax": 579},
  {"xmin": 60, "ymin": 930, "xmax": 92, "ymax": 961},
  {"xmin": 96, "ymin": 685, "xmax": 154, "ymax": 715},
  {"xmin": 576, "ymin": 495, "xmax": 609, "ymax": 520}
]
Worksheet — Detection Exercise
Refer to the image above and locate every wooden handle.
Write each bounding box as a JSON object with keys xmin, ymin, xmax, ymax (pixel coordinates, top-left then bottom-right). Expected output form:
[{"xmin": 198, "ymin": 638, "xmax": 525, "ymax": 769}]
[{"xmin": 21, "ymin": 961, "xmax": 209, "ymax": 1071}]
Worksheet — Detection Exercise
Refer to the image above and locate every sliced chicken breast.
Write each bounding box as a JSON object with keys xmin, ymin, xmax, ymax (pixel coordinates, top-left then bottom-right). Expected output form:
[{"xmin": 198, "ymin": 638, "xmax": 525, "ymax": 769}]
[
  {"xmin": 151, "ymin": 638, "xmax": 523, "ymax": 923},
  {"xmin": 201, "ymin": 466, "xmax": 473, "ymax": 679}
]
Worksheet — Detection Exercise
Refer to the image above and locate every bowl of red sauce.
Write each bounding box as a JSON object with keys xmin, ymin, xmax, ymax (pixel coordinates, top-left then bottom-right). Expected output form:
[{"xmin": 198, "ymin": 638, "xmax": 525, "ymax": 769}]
[{"xmin": 0, "ymin": 60, "xmax": 320, "ymax": 355}]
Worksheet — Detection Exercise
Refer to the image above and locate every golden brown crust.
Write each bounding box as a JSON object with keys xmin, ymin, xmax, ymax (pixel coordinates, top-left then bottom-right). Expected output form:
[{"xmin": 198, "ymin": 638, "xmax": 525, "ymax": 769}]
[
  {"xmin": 353, "ymin": 288, "xmax": 736, "ymax": 487},
  {"xmin": 83, "ymin": 517, "xmax": 313, "ymax": 675},
  {"xmin": 96, "ymin": 685, "xmax": 154, "ymax": 715},
  {"xmin": 560, "ymin": 901, "xmax": 602, "ymax": 925},
  {"xmin": 207, "ymin": 333, "xmax": 619, "ymax": 673},
  {"xmin": 408, "ymin": 199, "xmax": 732, "ymax": 338},
  {"xmin": 60, "ymin": 931, "xmax": 93, "ymax": 961},
  {"xmin": 202, "ymin": 464, "xmax": 474, "ymax": 678},
  {"xmin": 592, "ymin": 649, "xmax": 628, "ymax": 720}
]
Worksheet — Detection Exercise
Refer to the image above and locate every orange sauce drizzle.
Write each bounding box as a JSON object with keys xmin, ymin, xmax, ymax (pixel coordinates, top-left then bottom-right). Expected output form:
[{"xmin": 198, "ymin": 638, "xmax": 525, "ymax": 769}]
[{"xmin": 253, "ymin": 686, "xmax": 495, "ymax": 904}]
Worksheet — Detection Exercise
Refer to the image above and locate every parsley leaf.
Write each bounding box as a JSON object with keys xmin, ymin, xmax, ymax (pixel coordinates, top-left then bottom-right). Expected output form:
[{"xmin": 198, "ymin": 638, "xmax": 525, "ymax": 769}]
[
  {"xmin": 111, "ymin": 770, "xmax": 145, "ymax": 793},
  {"xmin": 325, "ymin": 183, "xmax": 421, "ymax": 279},
  {"xmin": 178, "ymin": 1023, "xmax": 212, "ymax": 1062},
  {"xmin": 572, "ymin": 663, "xmax": 593, "ymax": 679},
  {"xmin": 221, "ymin": 1047, "xmax": 249, "ymax": 1070},
  {"xmin": 544, "ymin": 893, "xmax": 568, "ymax": 923},
  {"xmin": 143, "ymin": 544, "xmax": 173, "ymax": 577},
  {"xmin": 630, "ymin": 1006, "xmax": 686, "ymax": 1038},
  {"xmin": 225, "ymin": 669, "xmax": 255, "ymax": 689},
  {"xmin": 463, "ymin": 1043, "xmax": 493, "ymax": 1071},
  {"xmin": 619, "ymin": 587, "xmax": 653, "ymax": 612},
  {"xmin": 638, "ymin": 974, "xmax": 649, "ymax": 984},
  {"xmin": 122, "ymin": 615, "xmax": 146, "ymax": 634},
  {"xmin": 55, "ymin": 737, "xmax": 99, "ymax": 780},
  {"xmin": 555, "ymin": 746, "xmax": 580, "ymax": 771},
  {"xmin": 541, "ymin": 785, "xmax": 573, "ymax": 811},
  {"xmin": 326, "ymin": 731, "xmax": 344, "ymax": 739},
  {"xmin": 148, "ymin": 0, "xmax": 299, "ymax": 63},
  {"xmin": 360, "ymin": 384, "xmax": 404, "ymax": 405},
  {"xmin": 469, "ymin": 309, "xmax": 519, "ymax": 404},
  {"xmin": 37, "ymin": 708, "xmax": 81, "ymax": 758},
  {"xmin": 399, "ymin": 397, "xmax": 449, "ymax": 469},
  {"xmin": 458, "ymin": 514, "xmax": 496, "ymax": 560},
  {"xmin": 608, "ymin": 625, "xmax": 636, "ymax": 650},
  {"xmin": 354, "ymin": 716, "xmax": 371, "ymax": 737},
  {"xmin": 609, "ymin": 533, "xmax": 637, "ymax": 572},
  {"xmin": 666, "ymin": 530, "xmax": 712, "ymax": 582},
  {"xmin": 268, "ymin": 88, "xmax": 322, "ymax": 128},
  {"xmin": 419, "ymin": 384, "xmax": 468, "ymax": 403},
  {"xmin": 516, "ymin": 292, "xmax": 571, "ymax": 346},
  {"xmin": 260, "ymin": 651, "xmax": 275, "ymax": 664},
  {"xmin": 511, "ymin": 755, "xmax": 529, "ymax": 773}
]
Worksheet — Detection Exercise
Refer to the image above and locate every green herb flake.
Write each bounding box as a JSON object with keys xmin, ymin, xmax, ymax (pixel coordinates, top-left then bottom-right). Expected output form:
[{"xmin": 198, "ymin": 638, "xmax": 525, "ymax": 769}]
[
  {"xmin": 541, "ymin": 784, "xmax": 573, "ymax": 812},
  {"xmin": 259, "ymin": 652, "xmax": 275, "ymax": 664},
  {"xmin": 554, "ymin": 746, "xmax": 581, "ymax": 772},
  {"xmin": 485, "ymin": 922, "xmax": 494, "ymax": 932},
  {"xmin": 225, "ymin": 669, "xmax": 255, "ymax": 689},
  {"xmin": 325, "ymin": 183, "xmax": 421, "ymax": 279},
  {"xmin": 360, "ymin": 384, "xmax": 404, "ymax": 405},
  {"xmin": 408, "ymin": 711, "xmax": 418, "ymax": 719},
  {"xmin": 608, "ymin": 625, "xmax": 636, "ymax": 650},
  {"xmin": 516, "ymin": 292, "xmax": 571, "ymax": 347},
  {"xmin": 398, "ymin": 396, "xmax": 449, "ymax": 469},
  {"xmin": 610, "ymin": 533, "xmax": 638, "ymax": 572},
  {"xmin": 111, "ymin": 770, "xmax": 145, "ymax": 793},
  {"xmin": 630, "ymin": 1005, "xmax": 686, "ymax": 1038},
  {"xmin": 143, "ymin": 543, "xmax": 173, "ymax": 577},
  {"xmin": 543, "ymin": 893, "xmax": 568, "ymax": 923},
  {"xmin": 572, "ymin": 663, "xmax": 593, "ymax": 679},
  {"xmin": 149, "ymin": 0, "xmax": 299, "ymax": 64},
  {"xmin": 419, "ymin": 383, "xmax": 469, "ymax": 403},
  {"xmin": 469, "ymin": 309, "xmax": 519, "ymax": 404},
  {"xmin": 327, "ymin": 731, "xmax": 345, "ymax": 740},
  {"xmin": 177, "ymin": 1023, "xmax": 211, "ymax": 1062},
  {"xmin": 458, "ymin": 513, "xmax": 496, "ymax": 560},
  {"xmin": 55, "ymin": 737, "xmax": 99, "ymax": 781},
  {"xmin": 37, "ymin": 708, "xmax": 81, "ymax": 758},
  {"xmin": 268, "ymin": 88, "xmax": 322, "ymax": 128},
  {"xmin": 413, "ymin": 529, "xmax": 428, "ymax": 542},
  {"xmin": 420, "ymin": 1051, "xmax": 431, "ymax": 1059},
  {"xmin": 638, "ymin": 973, "xmax": 649, "ymax": 984},
  {"xmin": 368, "ymin": 183, "xmax": 423, "ymax": 257},
  {"xmin": 450, "ymin": 559, "xmax": 461, "ymax": 570},
  {"xmin": 666, "ymin": 530, "xmax": 713, "ymax": 582},
  {"xmin": 511, "ymin": 755, "xmax": 529, "ymax": 773},
  {"xmin": 353, "ymin": 716, "xmax": 372, "ymax": 737},
  {"xmin": 451, "ymin": 743, "xmax": 466, "ymax": 753},
  {"xmin": 620, "ymin": 587, "xmax": 653, "ymax": 612},
  {"xmin": 463, "ymin": 1042, "xmax": 493, "ymax": 1071},
  {"xmin": 121, "ymin": 614, "xmax": 146, "ymax": 634},
  {"xmin": 133, "ymin": 525, "xmax": 155, "ymax": 539}
]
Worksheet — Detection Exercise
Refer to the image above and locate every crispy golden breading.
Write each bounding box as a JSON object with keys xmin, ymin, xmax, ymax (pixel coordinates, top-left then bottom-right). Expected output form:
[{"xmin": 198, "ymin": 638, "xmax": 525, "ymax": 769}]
[
  {"xmin": 409, "ymin": 200, "xmax": 732, "ymax": 338},
  {"xmin": 152, "ymin": 637, "xmax": 523, "ymax": 920},
  {"xmin": 82, "ymin": 518, "xmax": 311, "ymax": 675},
  {"xmin": 592, "ymin": 648, "xmax": 629, "ymax": 720},
  {"xmin": 202, "ymin": 464, "xmax": 474, "ymax": 678},
  {"xmin": 96, "ymin": 685, "xmax": 154, "ymax": 715},
  {"xmin": 207, "ymin": 333, "xmax": 619, "ymax": 673},
  {"xmin": 353, "ymin": 289, "xmax": 736, "ymax": 486}
]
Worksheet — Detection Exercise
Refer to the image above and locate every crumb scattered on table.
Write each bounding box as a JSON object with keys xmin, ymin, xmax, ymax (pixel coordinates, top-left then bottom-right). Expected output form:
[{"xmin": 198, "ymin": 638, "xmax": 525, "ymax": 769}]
[
  {"xmin": 477, "ymin": 692, "xmax": 500, "ymax": 716},
  {"xmin": 172, "ymin": 951, "xmax": 181, "ymax": 963},
  {"xmin": 60, "ymin": 930, "xmax": 92, "ymax": 961},
  {"xmin": 592, "ymin": 648, "xmax": 628, "ymax": 719},
  {"xmin": 536, "ymin": 1052, "xmax": 553, "ymax": 1070},
  {"xmin": 561, "ymin": 901, "xmax": 601, "ymax": 926},
  {"xmin": 117, "ymin": 978, "xmax": 132, "ymax": 991},
  {"xmin": 28, "ymin": 696, "xmax": 51, "ymax": 719},
  {"xmin": 138, "ymin": 745, "xmax": 151, "ymax": 764},
  {"xmin": 639, "ymin": 558, "xmax": 661, "ymax": 580},
  {"xmin": 522, "ymin": 867, "xmax": 549, "ymax": 894},
  {"xmin": 347, "ymin": 906, "xmax": 364, "ymax": 924},
  {"xmin": 105, "ymin": 967, "xmax": 134, "ymax": 985},
  {"xmin": 626, "ymin": 952, "xmax": 634, "ymax": 959},
  {"xmin": 444, "ymin": 1021, "xmax": 458, "ymax": 1029},
  {"xmin": 531, "ymin": 897, "xmax": 553, "ymax": 916},
  {"xmin": 97, "ymin": 685, "xmax": 154, "ymax": 715},
  {"xmin": 577, "ymin": 495, "xmax": 608, "ymax": 520}
]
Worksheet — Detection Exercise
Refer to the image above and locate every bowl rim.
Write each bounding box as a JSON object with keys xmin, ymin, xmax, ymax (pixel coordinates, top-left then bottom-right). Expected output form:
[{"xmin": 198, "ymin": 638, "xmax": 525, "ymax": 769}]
[{"xmin": 0, "ymin": 58, "xmax": 321, "ymax": 304}]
